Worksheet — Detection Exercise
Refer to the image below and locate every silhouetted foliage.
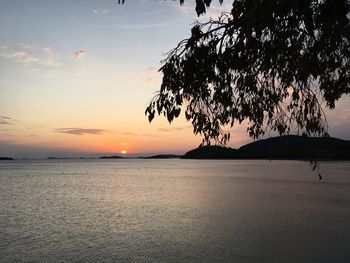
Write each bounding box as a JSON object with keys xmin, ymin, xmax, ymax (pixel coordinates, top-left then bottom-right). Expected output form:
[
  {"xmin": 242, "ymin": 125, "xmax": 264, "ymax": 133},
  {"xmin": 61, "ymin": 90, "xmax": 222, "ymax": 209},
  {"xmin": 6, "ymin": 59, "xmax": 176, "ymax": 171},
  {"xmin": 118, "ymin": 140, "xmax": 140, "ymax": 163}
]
[
  {"xmin": 122, "ymin": 1, "xmax": 350, "ymax": 145},
  {"xmin": 189, "ymin": 0, "xmax": 224, "ymax": 16}
]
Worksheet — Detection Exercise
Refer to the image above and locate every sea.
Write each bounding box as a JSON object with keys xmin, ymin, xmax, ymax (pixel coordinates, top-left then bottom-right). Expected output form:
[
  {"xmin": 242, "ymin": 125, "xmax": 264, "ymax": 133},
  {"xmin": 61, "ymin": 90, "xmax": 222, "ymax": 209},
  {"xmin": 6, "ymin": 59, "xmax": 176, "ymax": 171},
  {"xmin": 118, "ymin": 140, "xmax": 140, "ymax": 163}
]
[{"xmin": 0, "ymin": 159, "xmax": 349, "ymax": 263}]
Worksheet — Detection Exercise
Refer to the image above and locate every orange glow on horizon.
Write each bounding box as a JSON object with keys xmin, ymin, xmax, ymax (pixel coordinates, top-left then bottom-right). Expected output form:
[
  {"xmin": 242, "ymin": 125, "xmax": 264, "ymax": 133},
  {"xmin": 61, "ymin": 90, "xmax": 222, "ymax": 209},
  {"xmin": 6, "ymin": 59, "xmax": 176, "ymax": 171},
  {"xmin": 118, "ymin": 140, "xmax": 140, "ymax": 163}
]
[{"xmin": 121, "ymin": 150, "xmax": 127, "ymax": 154}]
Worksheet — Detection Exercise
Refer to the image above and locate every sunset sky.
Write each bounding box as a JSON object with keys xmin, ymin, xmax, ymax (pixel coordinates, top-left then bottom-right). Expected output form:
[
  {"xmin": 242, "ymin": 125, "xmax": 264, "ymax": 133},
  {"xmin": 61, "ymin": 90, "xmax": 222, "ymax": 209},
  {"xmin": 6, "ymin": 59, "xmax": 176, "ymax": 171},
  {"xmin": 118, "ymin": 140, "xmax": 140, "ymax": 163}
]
[{"xmin": 1, "ymin": 0, "xmax": 350, "ymax": 158}]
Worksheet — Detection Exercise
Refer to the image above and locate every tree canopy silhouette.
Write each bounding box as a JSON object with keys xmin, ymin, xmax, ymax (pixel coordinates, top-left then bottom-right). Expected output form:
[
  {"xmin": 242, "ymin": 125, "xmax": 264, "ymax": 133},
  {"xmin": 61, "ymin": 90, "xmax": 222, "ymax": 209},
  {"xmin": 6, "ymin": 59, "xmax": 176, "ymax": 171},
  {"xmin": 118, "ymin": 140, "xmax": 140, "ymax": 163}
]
[{"xmin": 126, "ymin": 0, "xmax": 350, "ymax": 144}]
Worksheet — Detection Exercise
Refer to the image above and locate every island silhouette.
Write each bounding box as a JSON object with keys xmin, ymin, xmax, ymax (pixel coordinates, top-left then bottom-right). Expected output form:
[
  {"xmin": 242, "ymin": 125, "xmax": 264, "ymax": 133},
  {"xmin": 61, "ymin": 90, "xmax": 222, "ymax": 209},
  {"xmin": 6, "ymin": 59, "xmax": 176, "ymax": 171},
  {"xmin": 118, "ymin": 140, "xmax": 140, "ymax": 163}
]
[{"xmin": 182, "ymin": 135, "xmax": 350, "ymax": 160}]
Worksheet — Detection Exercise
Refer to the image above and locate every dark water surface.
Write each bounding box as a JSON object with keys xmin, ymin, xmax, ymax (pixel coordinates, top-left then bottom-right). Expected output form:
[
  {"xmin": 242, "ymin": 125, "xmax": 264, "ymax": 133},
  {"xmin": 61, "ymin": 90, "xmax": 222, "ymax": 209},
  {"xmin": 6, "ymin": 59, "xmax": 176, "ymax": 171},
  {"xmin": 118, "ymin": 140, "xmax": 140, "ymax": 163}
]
[{"xmin": 0, "ymin": 159, "xmax": 349, "ymax": 262}]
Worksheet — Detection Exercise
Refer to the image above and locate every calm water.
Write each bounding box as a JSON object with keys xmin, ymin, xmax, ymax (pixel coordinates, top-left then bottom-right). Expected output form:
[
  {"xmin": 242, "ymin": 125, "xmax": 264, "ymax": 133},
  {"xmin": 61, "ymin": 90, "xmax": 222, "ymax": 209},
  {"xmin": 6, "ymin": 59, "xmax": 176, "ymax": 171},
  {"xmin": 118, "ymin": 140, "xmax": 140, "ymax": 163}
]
[{"xmin": 0, "ymin": 159, "xmax": 349, "ymax": 263}]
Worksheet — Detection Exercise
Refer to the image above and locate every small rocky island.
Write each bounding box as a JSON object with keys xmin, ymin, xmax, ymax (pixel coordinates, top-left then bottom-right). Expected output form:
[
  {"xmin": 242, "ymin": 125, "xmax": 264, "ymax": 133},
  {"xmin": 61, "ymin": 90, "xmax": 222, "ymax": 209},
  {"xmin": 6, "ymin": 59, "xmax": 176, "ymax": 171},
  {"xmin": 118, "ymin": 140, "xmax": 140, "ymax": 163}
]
[
  {"xmin": 0, "ymin": 157, "xmax": 14, "ymax": 160},
  {"xmin": 99, "ymin": 155, "xmax": 124, "ymax": 159}
]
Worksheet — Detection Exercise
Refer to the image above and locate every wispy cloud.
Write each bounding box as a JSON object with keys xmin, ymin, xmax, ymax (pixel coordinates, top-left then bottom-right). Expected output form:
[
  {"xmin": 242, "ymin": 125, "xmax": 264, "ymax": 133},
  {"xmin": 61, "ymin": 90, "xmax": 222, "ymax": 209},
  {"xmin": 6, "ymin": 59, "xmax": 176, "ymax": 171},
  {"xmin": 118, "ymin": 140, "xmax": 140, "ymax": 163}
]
[
  {"xmin": 122, "ymin": 132, "xmax": 157, "ymax": 137},
  {"xmin": 0, "ymin": 46, "xmax": 61, "ymax": 67},
  {"xmin": 43, "ymin": 47, "xmax": 53, "ymax": 54},
  {"xmin": 106, "ymin": 23, "xmax": 170, "ymax": 30},
  {"xmin": 93, "ymin": 9, "xmax": 109, "ymax": 15},
  {"xmin": 144, "ymin": 77, "xmax": 153, "ymax": 85},
  {"xmin": 0, "ymin": 116, "xmax": 17, "ymax": 125},
  {"xmin": 0, "ymin": 120, "xmax": 13, "ymax": 125},
  {"xmin": 128, "ymin": 66, "xmax": 161, "ymax": 86},
  {"xmin": 17, "ymin": 43, "xmax": 35, "ymax": 50},
  {"xmin": 74, "ymin": 50, "xmax": 86, "ymax": 60},
  {"xmin": 55, "ymin": 128, "xmax": 106, "ymax": 135},
  {"xmin": 147, "ymin": 66, "xmax": 159, "ymax": 73},
  {"xmin": 158, "ymin": 125, "xmax": 192, "ymax": 132}
]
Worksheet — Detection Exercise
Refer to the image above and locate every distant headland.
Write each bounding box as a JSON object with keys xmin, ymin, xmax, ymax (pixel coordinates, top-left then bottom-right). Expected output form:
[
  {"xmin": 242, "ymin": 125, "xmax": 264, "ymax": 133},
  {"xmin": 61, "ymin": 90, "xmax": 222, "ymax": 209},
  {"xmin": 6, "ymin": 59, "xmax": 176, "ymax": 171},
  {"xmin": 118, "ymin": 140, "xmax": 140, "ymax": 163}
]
[
  {"xmin": 0, "ymin": 157, "xmax": 14, "ymax": 160},
  {"xmin": 182, "ymin": 135, "xmax": 350, "ymax": 160}
]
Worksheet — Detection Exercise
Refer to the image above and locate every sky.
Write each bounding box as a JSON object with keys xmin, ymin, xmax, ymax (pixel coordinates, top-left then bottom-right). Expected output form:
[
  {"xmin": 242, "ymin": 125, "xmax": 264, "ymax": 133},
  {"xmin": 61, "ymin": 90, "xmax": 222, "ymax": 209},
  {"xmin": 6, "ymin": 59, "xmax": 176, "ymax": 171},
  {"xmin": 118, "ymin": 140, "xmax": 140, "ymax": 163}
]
[{"xmin": 0, "ymin": 0, "xmax": 349, "ymax": 158}]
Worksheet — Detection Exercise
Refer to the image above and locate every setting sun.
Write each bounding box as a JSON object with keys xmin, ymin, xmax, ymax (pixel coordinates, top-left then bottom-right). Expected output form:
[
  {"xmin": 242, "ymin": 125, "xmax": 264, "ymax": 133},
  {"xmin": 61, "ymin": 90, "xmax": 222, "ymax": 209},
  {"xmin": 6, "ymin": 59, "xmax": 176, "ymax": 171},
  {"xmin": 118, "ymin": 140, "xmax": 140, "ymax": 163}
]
[{"xmin": 121, "ymin": 150, "xmax": 127, "ymax": 154}]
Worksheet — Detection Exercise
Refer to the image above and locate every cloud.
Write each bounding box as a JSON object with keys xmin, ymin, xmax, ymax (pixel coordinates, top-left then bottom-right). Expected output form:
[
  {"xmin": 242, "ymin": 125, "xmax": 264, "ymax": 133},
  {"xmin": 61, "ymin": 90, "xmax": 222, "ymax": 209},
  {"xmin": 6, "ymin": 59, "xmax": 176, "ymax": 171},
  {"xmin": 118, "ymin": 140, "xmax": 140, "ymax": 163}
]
[
  {"xmin": 122, "ymin": 132, "xmax": 157, "ymax": 137},
  {"xmin": 0, "ymin": 116, "xmax": 16, "ymax": 125},
  {"xmin": 93, "ymin": 9, "xmax": 109, "ymax": 15},
  {"xmin": 158, "ymin": 125, "xmax": 192, "ymax": 132},
  {"xmin": 144, "ymin": 78, "xmax": 153, "ymax": 84},
  {"xmin": 122, "ymin": 132, "xmax": 137, "ymax": 136},
  {"xmin": 74, "ymin": 50, "xmax": 86, "ymax": 60},
  {"xmin": 17, "ymin": 43, "xmax": 35, "ymax": 49},
  {"xmin": 43, "ymin": 47, "xmax": 53, "ymax": 54},
  {"xmin": 128, "ymin": 66, "xmax": 161, "ymax": 86},
  {"xmin": 55, "ymin": 128, "xmax": 106, "ymax": 135},
  {"xmin": 3, "ymin": 50, "xmax": 39, "ymax": 64},
  {"xmin": 0, "ymin": 120, "xmax": 13, "ymax": 125},
  {"xmin": 110, "ymin": 23, "xmax": 170, "ymax": 30},
  {"xmin": 0, "ymin": 45, "xmax": 61, "ymax": 67},
  {"xmin": 138, "ymin": 66, "xmax": 161, "ymax": 76},
  {"xmin": 147, "ymin": 66, "xmax": 159, "ymax": 72}
]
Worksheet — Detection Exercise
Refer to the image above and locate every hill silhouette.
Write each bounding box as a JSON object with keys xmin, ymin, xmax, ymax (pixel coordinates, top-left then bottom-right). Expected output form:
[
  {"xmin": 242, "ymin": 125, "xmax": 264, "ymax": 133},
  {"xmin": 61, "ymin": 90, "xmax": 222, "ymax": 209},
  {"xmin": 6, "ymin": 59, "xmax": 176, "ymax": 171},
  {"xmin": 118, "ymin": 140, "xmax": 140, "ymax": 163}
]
[{"xmin": 182, "ymin": 135, "xmax": 350, "ymax": 160}]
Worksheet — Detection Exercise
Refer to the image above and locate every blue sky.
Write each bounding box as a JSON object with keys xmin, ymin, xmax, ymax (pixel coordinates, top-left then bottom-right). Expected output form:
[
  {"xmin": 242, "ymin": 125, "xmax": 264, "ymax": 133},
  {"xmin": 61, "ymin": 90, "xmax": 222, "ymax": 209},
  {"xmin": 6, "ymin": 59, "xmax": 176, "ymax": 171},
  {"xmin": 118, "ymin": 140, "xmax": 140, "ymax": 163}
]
[{"xmin": 0, "ymin": 0, "xmax": 349, "ymax": 158}]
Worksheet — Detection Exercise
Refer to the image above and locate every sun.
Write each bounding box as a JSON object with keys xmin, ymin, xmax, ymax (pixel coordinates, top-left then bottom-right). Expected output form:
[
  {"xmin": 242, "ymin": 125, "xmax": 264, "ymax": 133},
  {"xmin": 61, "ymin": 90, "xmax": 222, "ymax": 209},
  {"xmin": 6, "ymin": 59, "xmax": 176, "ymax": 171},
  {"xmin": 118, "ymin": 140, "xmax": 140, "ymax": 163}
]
[{"xmin": 121, "ymin": 150, "xmax": 127, "ymax": 154}]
